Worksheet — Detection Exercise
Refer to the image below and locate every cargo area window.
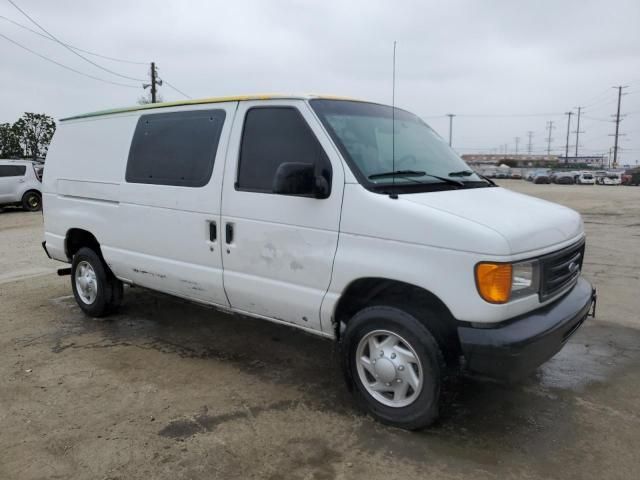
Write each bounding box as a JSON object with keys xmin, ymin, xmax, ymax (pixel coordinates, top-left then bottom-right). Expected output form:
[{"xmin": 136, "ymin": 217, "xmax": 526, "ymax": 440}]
[
  {"xmin": 236, "ymin": 107, "xmax": 332, "ymax": 194},
  {"xmin": 0, "ymin": 165, "xmax": 27, "ymax": 177},
  {"xmin": 126, "ymin": 109, "xmax": 226, "ymax": 187}
]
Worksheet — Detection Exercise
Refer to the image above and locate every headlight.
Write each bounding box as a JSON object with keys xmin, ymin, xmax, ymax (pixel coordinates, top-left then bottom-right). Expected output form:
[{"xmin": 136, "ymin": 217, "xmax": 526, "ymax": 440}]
[{"xmin": 475, "ymin": 260, "xmax": 539, "ymax": 304}]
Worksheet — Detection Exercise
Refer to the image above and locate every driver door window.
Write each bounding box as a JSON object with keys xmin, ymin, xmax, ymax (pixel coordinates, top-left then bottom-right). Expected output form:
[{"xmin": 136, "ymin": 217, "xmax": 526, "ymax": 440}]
[{"xmin": 236, "ymin": 107, "xmax": 332, "ymax": 194}]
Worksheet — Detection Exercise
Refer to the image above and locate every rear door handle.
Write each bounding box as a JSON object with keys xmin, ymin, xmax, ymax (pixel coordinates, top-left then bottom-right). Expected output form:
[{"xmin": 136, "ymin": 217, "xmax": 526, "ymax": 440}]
[
  {"xmin": 225, "ymin": 223, "xmax": 234, "ymax": 244},
  {"xmin": 208, "ymin": 221, "xmax": 217, "ymax": 242}
]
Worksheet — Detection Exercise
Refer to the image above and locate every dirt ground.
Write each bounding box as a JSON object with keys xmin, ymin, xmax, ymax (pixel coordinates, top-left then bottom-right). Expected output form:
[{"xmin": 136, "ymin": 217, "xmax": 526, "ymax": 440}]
[{"xmin": 1, "ymin": 181, "xmax": 639, "ymax": 480}]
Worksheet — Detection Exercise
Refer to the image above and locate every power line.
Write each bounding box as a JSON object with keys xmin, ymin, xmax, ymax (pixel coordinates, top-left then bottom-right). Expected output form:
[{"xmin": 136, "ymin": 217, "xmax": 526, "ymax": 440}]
[
  {"xmin": 162, "ymin": 79, "xmax": 192, "ymax": 99},
  {"xmin": 455, "ymin": 112, "xmax": 563, "ymax": 118},
  {"xmin": 6, "ymin": 0, "xmax": 145, "ymax": 82},
  {"xmin": 0, "ymin": 14, "xmax": 146, "ymax": 64},
  {"xmin": 0, "ymin": 32, "xmax": 139, "ymax": 88}
]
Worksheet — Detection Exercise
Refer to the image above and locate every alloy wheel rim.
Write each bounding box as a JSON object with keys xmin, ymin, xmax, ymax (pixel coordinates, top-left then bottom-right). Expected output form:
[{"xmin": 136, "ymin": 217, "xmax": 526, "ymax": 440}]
[
  {"xmin": 75, "ymin": 261, "xmax": 98, "ymax": 304},
  {"xmin": 355, "ymin": 329, "xmax": 423, "ymax": 408}
]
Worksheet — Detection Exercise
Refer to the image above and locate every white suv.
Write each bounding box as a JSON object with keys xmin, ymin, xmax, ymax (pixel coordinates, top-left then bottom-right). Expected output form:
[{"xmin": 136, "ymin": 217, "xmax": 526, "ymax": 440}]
[
  {"xmin": 42, "ymin": 95, "xmax": 596, "ymax": 429},
  {"xmin": 0, "ymin": 159, "xmax": 43, "ymax": 211}
]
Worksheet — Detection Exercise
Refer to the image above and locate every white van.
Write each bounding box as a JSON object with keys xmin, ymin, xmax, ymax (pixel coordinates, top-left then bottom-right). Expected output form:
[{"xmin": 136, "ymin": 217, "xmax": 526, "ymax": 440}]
[
  {"xmin": 0, "ymin": 159, "xmax": 43, "ymax": 211},
  {"xmin": 42, "ymin": 95, "xmax": 596, "ymax": 429}
]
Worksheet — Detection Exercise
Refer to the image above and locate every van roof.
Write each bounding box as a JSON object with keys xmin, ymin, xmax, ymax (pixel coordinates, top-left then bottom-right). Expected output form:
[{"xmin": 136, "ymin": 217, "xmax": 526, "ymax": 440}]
[{"xmin": 59, "ymin": 94, "xmax": 359, "ymax": 122}]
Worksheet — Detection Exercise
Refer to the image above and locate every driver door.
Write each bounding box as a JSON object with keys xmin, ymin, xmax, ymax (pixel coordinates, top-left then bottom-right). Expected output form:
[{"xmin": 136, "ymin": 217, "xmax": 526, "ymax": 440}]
[{"xmin": 220, "ymin": 100, "xmax": 344, "ymax": 332}]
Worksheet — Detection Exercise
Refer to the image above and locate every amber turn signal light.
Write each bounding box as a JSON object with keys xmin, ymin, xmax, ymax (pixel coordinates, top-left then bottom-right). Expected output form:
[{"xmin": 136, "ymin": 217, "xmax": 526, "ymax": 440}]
[{"xmin": 475, "ymin": 263, "xmax": 513, "ymax": 304}]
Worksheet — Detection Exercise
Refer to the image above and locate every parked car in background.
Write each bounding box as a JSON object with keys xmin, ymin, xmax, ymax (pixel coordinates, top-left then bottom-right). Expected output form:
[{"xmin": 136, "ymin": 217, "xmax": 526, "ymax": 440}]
[
  {"xmin": 597, "ymin": 173, "xmax": 621, "ymax": 185},
  {"xmin": 576, "ymin": 172, "xmax": 595, "ymax": 185},
  {"xmin": 533, "ymin": 172, "xmax": 551, "ymax": 184},
  {"xmin": 555, "ymin": 173, "xmax": 575, "ymax": 185},
  {"xmin": 622, "ymin": 168, "xmax": 640, "ymax": 186},
  {"xmin": 41, "ymin": 94, "xmax": 595, "ymax": 429},
  {"xmin": 0, "ymin": 159, "xmax": 43, "ymax": 211}
]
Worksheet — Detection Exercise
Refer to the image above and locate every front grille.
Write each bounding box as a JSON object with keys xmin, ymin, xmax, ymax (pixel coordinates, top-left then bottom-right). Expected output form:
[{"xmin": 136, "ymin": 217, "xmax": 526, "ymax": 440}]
[{"xmin": 539, "ymin": 240, "xmax": 585, "ymax": 301}]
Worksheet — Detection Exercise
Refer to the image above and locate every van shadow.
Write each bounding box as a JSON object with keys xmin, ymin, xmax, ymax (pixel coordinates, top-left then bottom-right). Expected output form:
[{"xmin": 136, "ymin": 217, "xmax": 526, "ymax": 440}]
[{"xmin": 52, "ymin": 286, "xmax": 640, "ymax": 456}]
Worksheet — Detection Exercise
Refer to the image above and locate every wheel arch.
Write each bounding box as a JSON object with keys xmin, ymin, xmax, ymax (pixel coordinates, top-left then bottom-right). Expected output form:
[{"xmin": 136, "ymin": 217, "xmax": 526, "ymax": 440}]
[
  {"xmin": 333, "ymin": 277, "xmax": 461, "ymax": 364},
  {"xmin": 65, "ymin": 228, "xmax": 103, "ymax": 261}
]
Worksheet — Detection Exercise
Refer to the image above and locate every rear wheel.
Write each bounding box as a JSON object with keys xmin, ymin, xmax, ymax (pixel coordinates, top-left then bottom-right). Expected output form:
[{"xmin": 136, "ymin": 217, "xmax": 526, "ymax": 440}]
[
  {"xmin": 341, "ymin": 306, "xmax": 444, "ymax": 430},
  {"xmin": 71, "ymin": 247, "xmax": 123, "ymax": 317},
  {"xmin": 22, "ymin": 191, "xmax": 41, "ymax": 211}
]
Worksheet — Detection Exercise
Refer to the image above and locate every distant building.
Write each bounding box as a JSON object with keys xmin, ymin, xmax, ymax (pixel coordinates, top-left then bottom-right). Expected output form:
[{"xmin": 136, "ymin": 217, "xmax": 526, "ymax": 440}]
[
  {"xmin": 462, "ymin": 153, "xmax": 607, "ymax": 168},
  {"xmin": 556, "ymin": 156, "xmax": 606, "ymax": 166},
  {"xmin": 461, "ymin": 154, "xmax": 558, "ymax": 168}
]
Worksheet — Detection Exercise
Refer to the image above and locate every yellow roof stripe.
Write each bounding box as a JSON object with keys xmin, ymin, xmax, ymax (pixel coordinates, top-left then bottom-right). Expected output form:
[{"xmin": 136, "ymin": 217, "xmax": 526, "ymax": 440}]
[{"xmin": 60, "ymin": 93, "xmax": 361, "ymax": 121}]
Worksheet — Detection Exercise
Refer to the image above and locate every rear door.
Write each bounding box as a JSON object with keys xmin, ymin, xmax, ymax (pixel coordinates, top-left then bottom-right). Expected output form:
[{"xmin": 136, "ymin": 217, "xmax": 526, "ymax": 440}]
[{"xmin": 220, "ymin": 100, "xmax": 344, "ymax": 332}]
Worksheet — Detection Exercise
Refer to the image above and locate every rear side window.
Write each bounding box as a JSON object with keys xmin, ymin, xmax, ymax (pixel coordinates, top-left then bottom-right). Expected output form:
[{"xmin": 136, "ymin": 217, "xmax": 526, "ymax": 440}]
[
  {"xmin": 126, "ymin": 109, "xmax": 226, "ymax": 187},
  {"xmin": 236, "ymin": 107, "xmax": 331, "ymax": 193},
  {"xmin": 0, "ymin": 165, "xmax": 27, "ymax": 177}
]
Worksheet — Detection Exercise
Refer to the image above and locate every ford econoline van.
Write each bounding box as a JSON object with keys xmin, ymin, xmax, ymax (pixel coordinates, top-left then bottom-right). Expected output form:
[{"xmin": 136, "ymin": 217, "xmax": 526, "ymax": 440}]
[{"xmin": 42, "ymin": 95, "xmax": 596, "ymax": 429}]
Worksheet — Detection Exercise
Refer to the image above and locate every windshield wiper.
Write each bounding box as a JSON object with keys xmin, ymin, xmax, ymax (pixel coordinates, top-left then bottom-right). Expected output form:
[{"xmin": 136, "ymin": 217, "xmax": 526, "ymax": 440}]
[
  {"xmin": 448, "ymin": 169, "xmax": 475, "ymax": 177},
  {"xmin": 368, "ymin": 170, "xmax": 426, "ymax": 179},
  {"xmin": 448, "ymin": 169, "xmax": 496, "ymax": 187},
  {"xmin": 368, "ymin": 170, "xmax": 464, "ymax": 187}
]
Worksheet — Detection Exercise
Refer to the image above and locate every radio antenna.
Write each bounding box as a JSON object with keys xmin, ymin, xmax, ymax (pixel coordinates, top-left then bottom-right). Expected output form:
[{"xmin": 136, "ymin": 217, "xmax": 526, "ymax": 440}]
[{"xmin": 392, "ymin": 40, "xmax": 397, "ymax": 185}]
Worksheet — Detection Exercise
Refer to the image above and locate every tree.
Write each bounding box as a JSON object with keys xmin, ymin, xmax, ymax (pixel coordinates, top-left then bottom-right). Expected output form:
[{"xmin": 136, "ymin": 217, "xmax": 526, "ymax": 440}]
[
  {"xmin": 137, "ymin": 93, "xmax": 164, "ymax": 105},
  {"xmin": 0, "ymin": 123, "xmax": 22, "ymax": 158},
  {"xmin": 13, "ymin": 113, "xmax": 56, "ymax": 160}
]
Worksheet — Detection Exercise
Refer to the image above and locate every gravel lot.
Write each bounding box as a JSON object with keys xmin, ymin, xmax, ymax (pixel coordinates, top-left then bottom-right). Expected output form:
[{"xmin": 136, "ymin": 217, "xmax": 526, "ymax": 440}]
[{"xmin": 1, "ymin": 180, "xmax": 639, "ymax": 479}]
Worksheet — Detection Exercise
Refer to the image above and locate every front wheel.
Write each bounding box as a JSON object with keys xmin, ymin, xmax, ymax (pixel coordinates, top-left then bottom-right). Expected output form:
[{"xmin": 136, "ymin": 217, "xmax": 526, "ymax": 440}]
[{"xmin": 341, "ymin": 306, "xmax": 444, "ymax": 430}]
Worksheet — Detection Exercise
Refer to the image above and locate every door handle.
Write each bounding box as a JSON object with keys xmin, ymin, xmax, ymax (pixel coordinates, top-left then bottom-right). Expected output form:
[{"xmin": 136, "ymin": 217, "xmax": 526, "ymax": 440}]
[
  {"xmin": 208, "ymin": 221, "xmax": 217, "ymax": 242},
  {"xmin": 225, "ymin": 223, "xmax": 234, "ymax": 244}
]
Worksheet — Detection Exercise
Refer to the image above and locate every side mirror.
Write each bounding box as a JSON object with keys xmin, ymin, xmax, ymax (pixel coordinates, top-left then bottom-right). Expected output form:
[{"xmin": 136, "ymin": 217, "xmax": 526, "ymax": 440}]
[{"xmin": 272, "ymin": 162, "xmax": 330, "ymax": 199}]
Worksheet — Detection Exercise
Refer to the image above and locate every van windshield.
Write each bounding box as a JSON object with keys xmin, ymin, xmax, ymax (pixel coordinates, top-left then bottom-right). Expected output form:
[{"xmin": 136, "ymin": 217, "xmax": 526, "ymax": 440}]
[{"xmin": 310, "ymin": 99, "xmax": 490, "ymax": 192}]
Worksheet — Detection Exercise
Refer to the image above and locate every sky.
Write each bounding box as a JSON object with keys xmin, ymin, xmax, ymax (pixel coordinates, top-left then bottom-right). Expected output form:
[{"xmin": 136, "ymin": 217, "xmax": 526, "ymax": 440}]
[{"xmin": 1, "ymin": 0, "xmax": 639, "ymax": 164}]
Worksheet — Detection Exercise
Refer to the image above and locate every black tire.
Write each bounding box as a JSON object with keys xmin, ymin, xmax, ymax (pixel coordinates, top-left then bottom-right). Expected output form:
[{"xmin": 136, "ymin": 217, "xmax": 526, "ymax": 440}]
[
  {"xmin": 71, "ymin": 247, "xmax": 123, "ymax": 317},
  {"xmin": 22, "ymin": 191, "xmax": 41, "ymax": 211},
  {"xmin": 341, "ymin": 306, "xmax": 444, "ymax": 430}
]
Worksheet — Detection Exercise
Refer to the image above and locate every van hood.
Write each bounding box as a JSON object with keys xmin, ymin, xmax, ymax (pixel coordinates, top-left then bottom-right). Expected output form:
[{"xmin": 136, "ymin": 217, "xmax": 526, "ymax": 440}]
[{"xmin": 401, "ymin": 186, "xmax": 583, "ymax": 255}]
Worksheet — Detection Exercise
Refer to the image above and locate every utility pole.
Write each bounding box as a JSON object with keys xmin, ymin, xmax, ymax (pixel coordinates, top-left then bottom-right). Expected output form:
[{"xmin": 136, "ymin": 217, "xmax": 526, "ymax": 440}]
[
  {"xmin": 514, "ymin": 136, "xmax": 520, "ymax": 155},
  {"xmin": 143, "ymin": 62, "xmax": 162, "ymax": 103},
  {"xmin": 150, "ymin": 62, "xmax": 158, "ymax": 103},
  {"xmin": 526, "ymin": 131, "xmax": 534, "ymax": 155},
  {"xmin": 546, "ymin": 121, "xmax": 554, "ymax": 156},
  {"xmin": 611, "ymin": 86, "xmax": 628, "ymax": 168},
  {"xmin": 564, "ymin": 111, "xmax": 573, "ymax": 164},
  {"xmin": 574, "ymin": 106, "xmax": 583, "ymax": 159},
  {"xmin": 446, "ymin": 114, "xmax": 455, "ymax": 147}
]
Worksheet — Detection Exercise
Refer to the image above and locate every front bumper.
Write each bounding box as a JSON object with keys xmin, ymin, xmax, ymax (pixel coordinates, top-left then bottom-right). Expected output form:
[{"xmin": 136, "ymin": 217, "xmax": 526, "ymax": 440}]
[{"xmin": 458, "ymin": 277, "xmax": 596, "ymax": 382}]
